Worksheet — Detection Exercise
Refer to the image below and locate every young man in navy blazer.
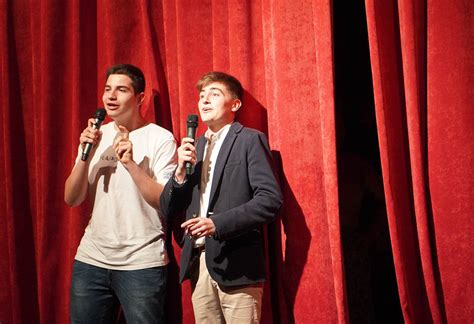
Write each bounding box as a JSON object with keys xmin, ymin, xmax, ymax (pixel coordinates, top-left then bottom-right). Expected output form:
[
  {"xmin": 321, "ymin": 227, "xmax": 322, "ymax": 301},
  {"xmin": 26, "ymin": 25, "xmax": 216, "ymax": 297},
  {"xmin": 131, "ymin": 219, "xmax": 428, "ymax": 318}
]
[{"xmin": 161, "ymin": 71, "xmax": 283, "ymax": 323}]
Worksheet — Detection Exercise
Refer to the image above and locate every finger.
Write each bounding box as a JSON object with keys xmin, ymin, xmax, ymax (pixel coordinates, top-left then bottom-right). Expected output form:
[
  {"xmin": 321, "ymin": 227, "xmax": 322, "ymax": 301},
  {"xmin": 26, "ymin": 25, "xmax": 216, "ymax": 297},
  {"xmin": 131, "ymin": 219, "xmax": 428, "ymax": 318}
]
[
  {"xmin": 181, "ymin": 220, "xmax": 194, "ymax": 228},
  {"xmin": 178, "ymin": 147, "xmax": 196, "ymax": 157},
  {"xmin": 179, "ymin": 151, "xmax": 194, "ymax": 161},
  {"xmin": 115, "ymin": 146, "xmax": 124, "ymax": 157},
  {"xmin": 81, "ymin": 132, "xmax": 97, "ymax": 144},
  {"xmin": 189, "ymin": 220, "xmax": 208, "ymax": 233},
  {"xmin": 116, "ymin": 140, "xmax": 131, "ymax": 148},
  {"xmin": 179, "ymin": 143, "xmax": 196, "ymax": 153},
  {"xmin": 113, "ymin": 133, "xmax": 128, "ymax": 149},
  {"xmin": 88, "ymin": 118, "xmax": 97, "ymax": 128},
  {"xmin": 117, "ymin": 141, "xmax": 132, "ymax": 152},
  {"xmin": 181, "ymin": 137, "xmax": 195, "ymax": 145},
  {"xmin": 181, "ymin": 218, "xmax": 199, "ymax": 228},
  {"xmin": 89, "ymin": 131, "xmax": 100, "ymax": 139},
  {"xmin": 80, "ymin": 133, "xmax": 93, "ymax": 143},
  {"xmin": 117, "ymin": 125, "xmax": 129, "ymax": 139},
  {"xmin": 190, "ymin": 226, "xmax": 205, "ymax": 237},
  {"xmin": 84, "ymin": 127, "xmax": 99, "ymax": 136}
]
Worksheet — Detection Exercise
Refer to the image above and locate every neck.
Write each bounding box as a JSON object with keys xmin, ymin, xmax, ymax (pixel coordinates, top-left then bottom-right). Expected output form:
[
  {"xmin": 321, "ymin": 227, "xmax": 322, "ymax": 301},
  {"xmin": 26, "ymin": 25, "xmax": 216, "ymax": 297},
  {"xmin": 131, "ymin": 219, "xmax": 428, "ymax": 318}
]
[
  {"xmin": 207, "ymin": 121, "xmax": 233, "ymax": 134},
  {"xmin": 113, "ymin": 115, "xmax": 147, "ymax": 132}
]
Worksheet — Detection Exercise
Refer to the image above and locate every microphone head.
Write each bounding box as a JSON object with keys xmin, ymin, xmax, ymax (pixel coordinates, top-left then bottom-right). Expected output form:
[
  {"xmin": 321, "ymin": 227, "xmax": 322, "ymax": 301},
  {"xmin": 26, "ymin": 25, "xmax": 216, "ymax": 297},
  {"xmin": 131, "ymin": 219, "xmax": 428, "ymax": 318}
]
[
  {"xmin": 187, "ymin": 114, "xmax": 198, "ymax": 128},
  {"xmin": 94, "ymin": 108, "xmax": 106, "ymax": 121}
]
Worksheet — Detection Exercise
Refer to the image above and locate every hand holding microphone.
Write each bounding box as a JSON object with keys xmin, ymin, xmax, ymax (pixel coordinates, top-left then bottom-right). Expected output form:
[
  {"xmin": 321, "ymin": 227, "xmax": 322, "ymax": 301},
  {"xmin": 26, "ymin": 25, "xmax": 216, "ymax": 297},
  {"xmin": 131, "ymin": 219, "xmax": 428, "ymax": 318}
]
[
  {"xmin": 175, "ymin": 114, "xmax": 198, "ymax": 182},
  {"xmin": 81, "ymin": 108, "xmax": 106, "ymax": 161},
  {"xmin": 185, "ymin": 114, "xmax": 198, "ymax": 175}
]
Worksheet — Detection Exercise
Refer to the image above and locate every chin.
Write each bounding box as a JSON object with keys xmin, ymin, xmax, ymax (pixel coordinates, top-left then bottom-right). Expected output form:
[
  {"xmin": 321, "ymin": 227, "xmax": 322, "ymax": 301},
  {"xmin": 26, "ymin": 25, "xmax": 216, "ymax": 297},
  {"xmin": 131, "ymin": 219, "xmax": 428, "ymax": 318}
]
[
  {"xmin": 200, "ymin": 116, "xmax": 211, "ymax": 123},
  {"xmin": 106, "ymin": 110, "xmax": 120, "ymax": 118}
]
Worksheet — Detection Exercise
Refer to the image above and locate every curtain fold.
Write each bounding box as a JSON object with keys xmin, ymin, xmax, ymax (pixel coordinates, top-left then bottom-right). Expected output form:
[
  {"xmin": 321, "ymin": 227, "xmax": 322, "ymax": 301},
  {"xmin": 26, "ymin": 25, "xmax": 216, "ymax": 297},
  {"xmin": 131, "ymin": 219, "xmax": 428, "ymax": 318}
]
[
  {"xmin": 427, "ymin": 1, "xmax": 473, "ymax": 323},
  {"xmin": 1, "ymin": 1, "xmax": 345, "ymax": 323},
  {"xmin": 365, "ymin": 0, "xmax": 473, "ymax": 322},
  {"xmin": 2, "ymin": 0, "xmax": 472, "ymax": 323}
]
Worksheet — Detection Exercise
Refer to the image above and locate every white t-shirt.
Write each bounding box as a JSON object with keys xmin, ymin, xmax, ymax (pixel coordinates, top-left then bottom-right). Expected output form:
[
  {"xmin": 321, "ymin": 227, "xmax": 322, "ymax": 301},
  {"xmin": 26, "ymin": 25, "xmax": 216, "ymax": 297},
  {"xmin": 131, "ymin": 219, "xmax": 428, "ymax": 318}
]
[{"xmin": 74, "ymin": 122, "xmax": 177, "ymax": 270}]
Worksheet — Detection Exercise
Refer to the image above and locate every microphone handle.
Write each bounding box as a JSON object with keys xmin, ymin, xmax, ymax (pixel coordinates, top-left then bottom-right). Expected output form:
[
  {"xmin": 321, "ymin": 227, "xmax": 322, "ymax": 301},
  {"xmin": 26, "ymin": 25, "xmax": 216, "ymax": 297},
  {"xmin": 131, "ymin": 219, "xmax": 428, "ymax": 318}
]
[
  {"xmin": 185, "ymin": 162, "xmax": 193, "ymax": 175},
  {"xmin": 81, "ymin": 118, "xmax": 102, "ymax": 161},
  {"xmin": 185, "ymin": 127, "xmax": 197, "ymax": 175}
]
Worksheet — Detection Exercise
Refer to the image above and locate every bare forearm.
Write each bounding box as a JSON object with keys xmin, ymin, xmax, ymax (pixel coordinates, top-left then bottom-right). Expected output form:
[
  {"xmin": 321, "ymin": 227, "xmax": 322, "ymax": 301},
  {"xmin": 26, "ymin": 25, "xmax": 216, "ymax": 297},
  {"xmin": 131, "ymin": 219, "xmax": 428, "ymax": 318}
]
[
  {"xmin": 65, "ymin": 119, "xmax": 103, "ymax": 207},
  {"xmin": 126, "ymin": 162, "xmax": 164, "ymax": 209},
  {"xmin": 64, "ymin": 160, "xmax": 89, "ymax": 206}
]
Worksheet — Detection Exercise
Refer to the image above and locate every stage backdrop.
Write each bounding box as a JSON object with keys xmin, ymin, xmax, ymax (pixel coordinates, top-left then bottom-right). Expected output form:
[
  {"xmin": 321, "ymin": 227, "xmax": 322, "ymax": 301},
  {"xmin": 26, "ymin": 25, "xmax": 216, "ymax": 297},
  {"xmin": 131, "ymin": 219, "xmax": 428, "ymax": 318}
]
[
  {"xmin": 0, "ymin": 0, "xmax": 472, "ymax": 323},
  {"xmin": 365, "ymin": 0, "xmax": 473, "ymax": 322}
]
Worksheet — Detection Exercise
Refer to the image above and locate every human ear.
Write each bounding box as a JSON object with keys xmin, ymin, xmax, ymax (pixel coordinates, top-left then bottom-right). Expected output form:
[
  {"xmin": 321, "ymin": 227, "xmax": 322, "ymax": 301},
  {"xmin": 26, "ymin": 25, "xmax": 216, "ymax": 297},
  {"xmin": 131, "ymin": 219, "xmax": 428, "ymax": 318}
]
[
  {"xmin": 137, "ymin": 92, "xmax": 145, "ymax": 106},
  {"xmin": 231, "ymin": 99, "xmax": 242, "ymax": 112}
]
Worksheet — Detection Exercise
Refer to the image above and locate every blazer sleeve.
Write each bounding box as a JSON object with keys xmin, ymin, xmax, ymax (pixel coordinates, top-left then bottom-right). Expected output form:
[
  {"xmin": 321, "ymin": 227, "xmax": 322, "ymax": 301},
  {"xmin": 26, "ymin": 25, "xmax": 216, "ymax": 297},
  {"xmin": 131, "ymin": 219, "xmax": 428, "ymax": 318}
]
[
  {"xmin": 160, "ymin": 174, "xmax": 193, "ymax": 224},
  {"xmin": 211, "ymin": 131, "xmax": 283, "ymax": 240}
]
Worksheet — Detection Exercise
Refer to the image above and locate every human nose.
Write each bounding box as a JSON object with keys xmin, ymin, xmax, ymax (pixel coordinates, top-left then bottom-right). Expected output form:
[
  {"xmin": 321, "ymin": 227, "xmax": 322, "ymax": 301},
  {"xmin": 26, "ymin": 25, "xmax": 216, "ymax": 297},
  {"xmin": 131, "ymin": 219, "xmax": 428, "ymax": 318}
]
[
  {"xmin": 106, "ymin": 90, "xmax": 117, "ymax": 100},
  {"xmin": 201, "ymin": 91, "xmax": 211, "ymax": 103}
]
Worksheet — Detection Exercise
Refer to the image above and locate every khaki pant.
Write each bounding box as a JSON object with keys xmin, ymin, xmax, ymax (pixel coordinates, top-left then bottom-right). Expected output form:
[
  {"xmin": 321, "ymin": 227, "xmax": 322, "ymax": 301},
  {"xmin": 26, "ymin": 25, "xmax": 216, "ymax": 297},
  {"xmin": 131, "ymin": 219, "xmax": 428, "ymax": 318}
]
[{"xmin": 190, "ymin": 250, "xmax": 263, "ymax": 324}]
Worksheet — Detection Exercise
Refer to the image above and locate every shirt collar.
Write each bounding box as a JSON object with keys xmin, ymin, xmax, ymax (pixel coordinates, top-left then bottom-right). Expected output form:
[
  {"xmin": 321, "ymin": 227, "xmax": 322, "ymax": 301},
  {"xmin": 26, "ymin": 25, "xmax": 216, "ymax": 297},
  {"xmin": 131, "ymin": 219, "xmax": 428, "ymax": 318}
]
[{"xmin": 205, "ymin": 123, "xmax": 232, "ymax": 142}]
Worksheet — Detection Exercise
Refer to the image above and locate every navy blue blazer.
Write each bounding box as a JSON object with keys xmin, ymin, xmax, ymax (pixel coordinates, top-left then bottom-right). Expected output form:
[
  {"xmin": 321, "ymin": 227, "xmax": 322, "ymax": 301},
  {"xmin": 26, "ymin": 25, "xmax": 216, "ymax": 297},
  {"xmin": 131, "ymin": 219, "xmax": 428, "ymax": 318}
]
[{"xmin": 160, "ymin": 122, "xmax": 283, "ymax": 287}]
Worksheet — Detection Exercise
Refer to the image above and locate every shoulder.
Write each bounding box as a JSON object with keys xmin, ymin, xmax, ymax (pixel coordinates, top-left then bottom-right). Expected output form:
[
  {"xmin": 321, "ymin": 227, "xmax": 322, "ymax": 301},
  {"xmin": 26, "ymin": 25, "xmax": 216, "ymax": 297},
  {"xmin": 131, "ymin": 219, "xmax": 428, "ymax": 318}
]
[
  {"xmin": 229, "ymin": 124, "xmax": 271, "ymax": 155},
  {"xmin": 242, "ymin": 127, "xmax": 264, "ymax": 137},
  {"xmin": 145, "ymin": 123, "xmax": 174, "ymax": 136},
  {"xmin": 231, "ymin": 122, "xmax": 263, "ymax": 136},
  {"xmin": 140, "ymin": 123, "xmax": 176, "ymax": 141},
  {"xmin": 234, "ymin": 124, "xmax": 267, "ymax": 142}
]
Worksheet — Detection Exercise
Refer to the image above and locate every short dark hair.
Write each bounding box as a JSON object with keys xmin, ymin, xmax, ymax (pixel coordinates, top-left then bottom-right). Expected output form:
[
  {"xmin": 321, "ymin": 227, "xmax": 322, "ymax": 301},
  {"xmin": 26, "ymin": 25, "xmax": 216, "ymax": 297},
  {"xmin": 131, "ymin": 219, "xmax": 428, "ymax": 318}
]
[
  {"xmin": 196, "ymin": 71, "xmax": 243, "ymax": 101},
  {"xmin": 106, "ymin": 64, "xmax": 145, "ymax": 94}
]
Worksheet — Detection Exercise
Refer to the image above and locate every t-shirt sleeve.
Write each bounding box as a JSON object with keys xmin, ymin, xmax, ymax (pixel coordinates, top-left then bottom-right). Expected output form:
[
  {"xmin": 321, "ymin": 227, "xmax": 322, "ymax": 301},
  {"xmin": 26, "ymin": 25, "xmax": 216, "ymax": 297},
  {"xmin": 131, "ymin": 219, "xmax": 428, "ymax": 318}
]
[{"xmin": 152, "ymin": 136, "xmax": 177, "ymax": 186}]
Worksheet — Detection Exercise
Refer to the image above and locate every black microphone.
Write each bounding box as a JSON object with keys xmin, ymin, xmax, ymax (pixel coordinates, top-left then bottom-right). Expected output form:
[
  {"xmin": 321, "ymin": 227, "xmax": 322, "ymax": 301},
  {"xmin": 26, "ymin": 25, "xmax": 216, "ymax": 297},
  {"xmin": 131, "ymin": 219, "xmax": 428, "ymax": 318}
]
[
  {"xmin": 81, "ymin": 108, "xmax": 106, "ymax": 161},
  {"xmin": 186, "ymin": 114, "xmax": 198, "ymax": 175}
]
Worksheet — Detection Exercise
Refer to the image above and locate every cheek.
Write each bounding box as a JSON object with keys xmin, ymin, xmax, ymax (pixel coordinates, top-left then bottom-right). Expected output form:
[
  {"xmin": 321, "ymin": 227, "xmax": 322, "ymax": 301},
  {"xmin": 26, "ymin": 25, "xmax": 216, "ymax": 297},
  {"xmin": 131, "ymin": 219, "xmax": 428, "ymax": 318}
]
[
  {"xmin": 123, "ymin": 95, "xmax": 135, "ymax": 104},
  {"xmin": 211, "ymin": 98, "xmax": 225, "ymax": 108}
]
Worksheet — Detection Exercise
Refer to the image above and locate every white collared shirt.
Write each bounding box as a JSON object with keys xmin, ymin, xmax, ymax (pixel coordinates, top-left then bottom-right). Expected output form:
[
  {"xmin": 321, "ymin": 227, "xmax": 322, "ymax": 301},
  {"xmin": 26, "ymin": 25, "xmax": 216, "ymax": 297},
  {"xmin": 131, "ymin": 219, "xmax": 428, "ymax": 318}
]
[{"xmin": 194, "ymin": 123, "xmax": 232, "ymax": 247}]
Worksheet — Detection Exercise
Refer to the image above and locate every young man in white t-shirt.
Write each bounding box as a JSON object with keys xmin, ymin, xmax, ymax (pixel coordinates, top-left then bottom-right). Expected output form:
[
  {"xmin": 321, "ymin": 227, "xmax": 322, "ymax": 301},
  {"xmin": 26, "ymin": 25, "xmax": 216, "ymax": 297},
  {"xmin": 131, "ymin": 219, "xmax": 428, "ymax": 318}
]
[{"xmin": 65, "ymin": 64, "xmax": 177, "ymax": 323}]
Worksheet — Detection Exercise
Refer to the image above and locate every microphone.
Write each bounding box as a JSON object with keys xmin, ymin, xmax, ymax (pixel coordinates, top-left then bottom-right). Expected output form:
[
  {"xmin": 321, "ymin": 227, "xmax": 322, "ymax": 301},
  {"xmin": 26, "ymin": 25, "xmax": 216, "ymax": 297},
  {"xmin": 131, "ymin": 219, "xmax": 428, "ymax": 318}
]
[
  {"xmin": 81, "ymin": 108, "xmax": 106, "ymax": 161},
  {"xmin": 186, "ymin": 114, "xmax": 198, "ymax": 175}
]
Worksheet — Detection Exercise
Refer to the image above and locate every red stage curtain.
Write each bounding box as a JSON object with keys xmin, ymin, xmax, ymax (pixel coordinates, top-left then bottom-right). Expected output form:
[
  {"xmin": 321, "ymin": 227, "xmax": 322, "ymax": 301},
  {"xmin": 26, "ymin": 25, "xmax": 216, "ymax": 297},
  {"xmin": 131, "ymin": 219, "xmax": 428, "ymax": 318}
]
[
  {"xmin": 365, "ymin": 0, "xmax": 473, "ymax": 323},
  {"xmin": 1, "ymin": 1, "xmax": 346, "ymax": 323},
  {"xmin": 2, "ymin": 0, "xmax": 472, "ymax": 323}
]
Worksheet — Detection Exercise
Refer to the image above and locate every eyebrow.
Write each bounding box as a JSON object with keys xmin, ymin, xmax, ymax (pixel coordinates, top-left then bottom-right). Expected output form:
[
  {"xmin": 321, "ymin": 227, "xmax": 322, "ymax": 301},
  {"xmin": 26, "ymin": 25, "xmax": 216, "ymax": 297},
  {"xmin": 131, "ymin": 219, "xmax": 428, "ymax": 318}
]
[
  {"xmin": 201, "ymin": 87, "xmax": 225, "ymax": 94},
  {"xmin": 105, "ymin": 85, "xmax": 131, "ymax": 90}
]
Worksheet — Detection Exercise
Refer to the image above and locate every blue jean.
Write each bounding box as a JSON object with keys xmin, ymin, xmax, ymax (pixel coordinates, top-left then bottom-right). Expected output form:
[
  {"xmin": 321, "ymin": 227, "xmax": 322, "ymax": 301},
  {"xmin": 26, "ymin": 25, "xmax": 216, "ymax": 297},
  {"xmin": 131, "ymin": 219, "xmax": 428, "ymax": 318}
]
[{"xmin": 70, "ymin": 260, "xmax": 167, "ymax": 324}]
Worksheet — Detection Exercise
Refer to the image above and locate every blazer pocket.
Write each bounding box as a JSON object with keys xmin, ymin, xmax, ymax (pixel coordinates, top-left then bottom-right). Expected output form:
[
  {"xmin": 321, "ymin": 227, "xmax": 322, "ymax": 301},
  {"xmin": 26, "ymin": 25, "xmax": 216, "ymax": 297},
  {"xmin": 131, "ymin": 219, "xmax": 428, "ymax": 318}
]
[{"xmin": 224, "ymin": 160, "xmax": 241, "ymax": 169}]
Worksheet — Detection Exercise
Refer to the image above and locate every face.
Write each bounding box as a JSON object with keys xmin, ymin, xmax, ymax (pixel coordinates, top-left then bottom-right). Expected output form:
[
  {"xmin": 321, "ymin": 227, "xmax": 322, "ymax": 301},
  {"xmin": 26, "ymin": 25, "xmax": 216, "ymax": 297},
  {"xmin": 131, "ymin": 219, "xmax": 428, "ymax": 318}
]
[
  {"xmin": 102, "ymin": 74, "xmax": 144, "ymax": 122},
  {"xmin": 198, "ymin": 82, "xmax": 241, "ymax": 132}
]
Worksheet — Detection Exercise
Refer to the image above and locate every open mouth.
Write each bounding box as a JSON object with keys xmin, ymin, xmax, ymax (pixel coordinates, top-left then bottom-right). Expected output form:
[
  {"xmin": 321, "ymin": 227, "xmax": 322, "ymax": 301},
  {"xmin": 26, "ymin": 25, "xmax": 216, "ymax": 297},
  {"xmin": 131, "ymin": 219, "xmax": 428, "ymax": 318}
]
[{"xmin": 106, "ymin": 103, "xmax": 119, "ymax": 110}]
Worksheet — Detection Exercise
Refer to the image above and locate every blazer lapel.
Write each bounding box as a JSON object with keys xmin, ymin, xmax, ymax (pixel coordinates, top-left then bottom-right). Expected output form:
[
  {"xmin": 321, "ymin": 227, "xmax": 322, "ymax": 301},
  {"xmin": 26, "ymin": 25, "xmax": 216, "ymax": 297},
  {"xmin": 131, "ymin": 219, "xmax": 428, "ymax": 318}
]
[
  {"xmin": 190, "ymin": 136, "xmax": 207, "ymax": 216},
  {"xmin": 193, "ymin": 135, "xmax": 206, "ymax": 186},
  {"xmin": 208, "ymin": 123, "xmax": 243, "ymax": 206},
  {"xmin": 196, "ymin": 136, "xmax": 206, "ymax": 164}
]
